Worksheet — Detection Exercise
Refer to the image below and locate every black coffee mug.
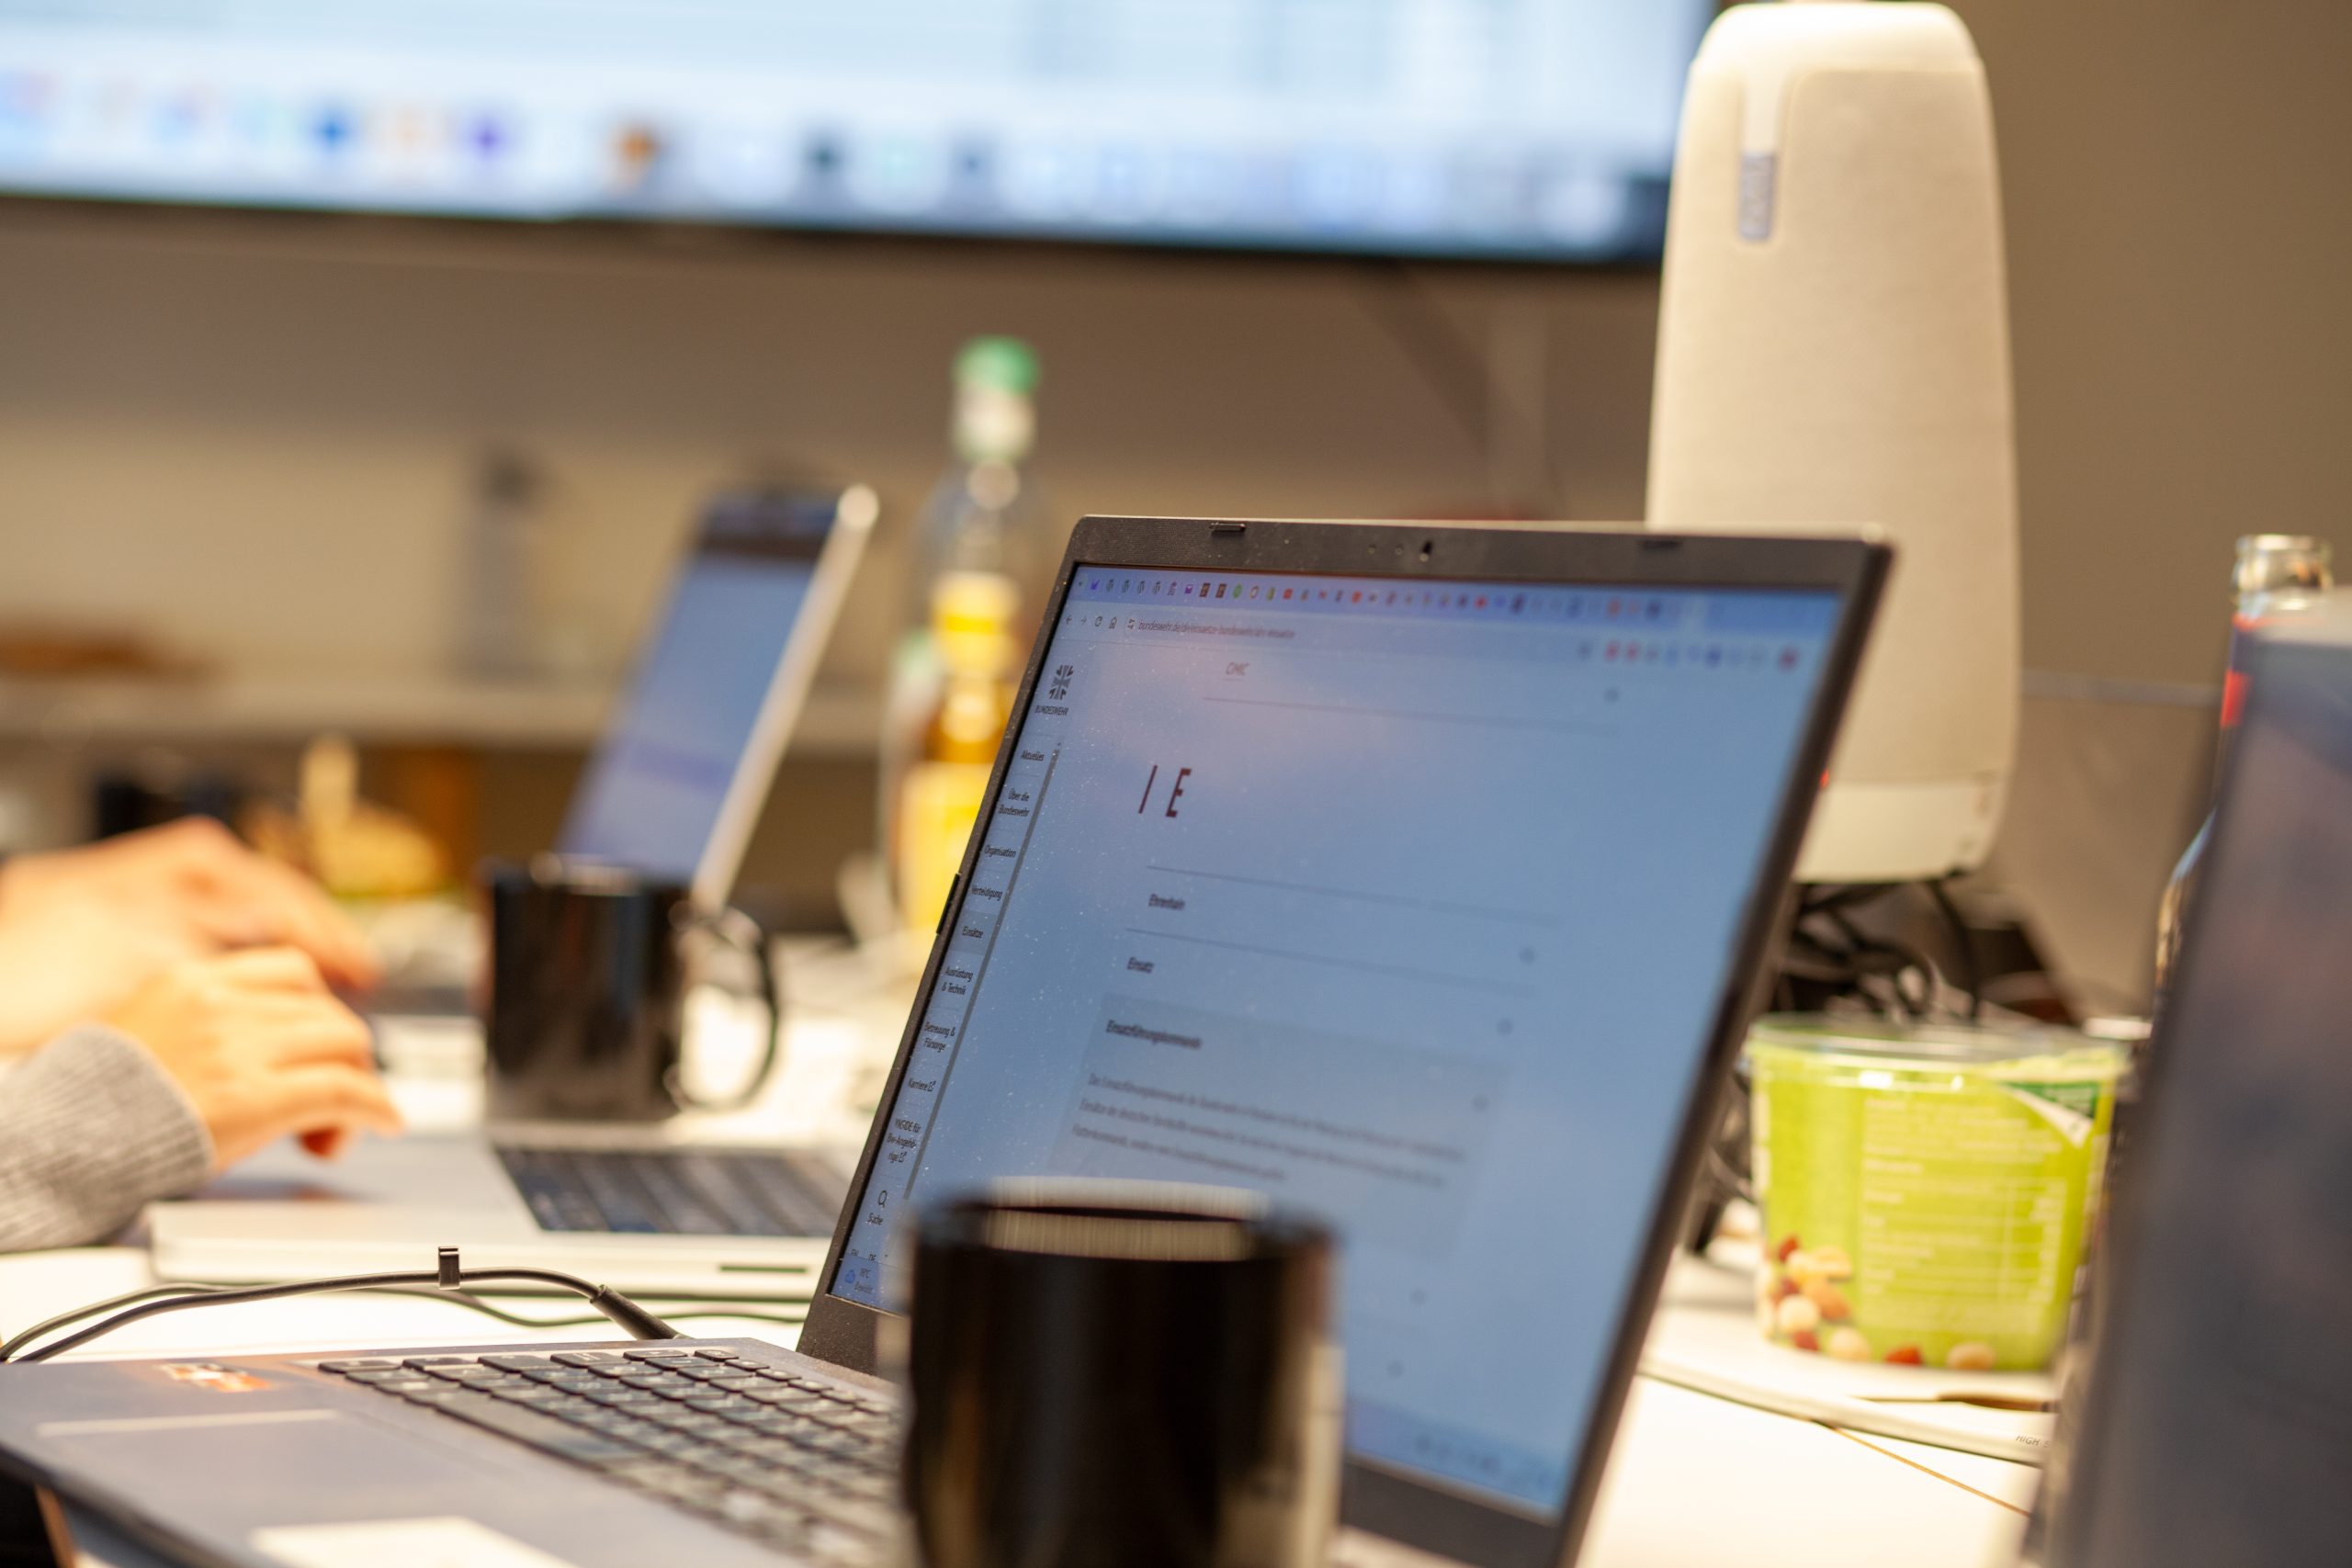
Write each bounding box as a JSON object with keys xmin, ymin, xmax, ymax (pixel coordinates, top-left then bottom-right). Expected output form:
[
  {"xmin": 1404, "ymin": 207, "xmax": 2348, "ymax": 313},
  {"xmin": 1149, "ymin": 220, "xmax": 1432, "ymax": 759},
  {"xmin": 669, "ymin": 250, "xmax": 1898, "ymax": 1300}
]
[
  {"xmin": 481, "ymin": 857, "xmax": 781, "ymax": 1122},
  {"xmin": 901, "ymin": 1184, "xmax": 1341, "ymax": 1568}
]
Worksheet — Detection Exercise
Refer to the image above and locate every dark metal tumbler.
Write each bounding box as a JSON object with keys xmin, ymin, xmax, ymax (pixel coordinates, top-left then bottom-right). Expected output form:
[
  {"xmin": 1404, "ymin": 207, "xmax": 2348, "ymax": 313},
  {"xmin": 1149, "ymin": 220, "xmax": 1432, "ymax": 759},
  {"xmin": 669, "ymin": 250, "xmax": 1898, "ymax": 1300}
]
[
  {"xmin": 481, "ymin": 857, "xmax": 777, "ymax": 1122},
  {"xmin": 902, "ymin": 1188, "xmax": 1340, "ymax": 1568}
]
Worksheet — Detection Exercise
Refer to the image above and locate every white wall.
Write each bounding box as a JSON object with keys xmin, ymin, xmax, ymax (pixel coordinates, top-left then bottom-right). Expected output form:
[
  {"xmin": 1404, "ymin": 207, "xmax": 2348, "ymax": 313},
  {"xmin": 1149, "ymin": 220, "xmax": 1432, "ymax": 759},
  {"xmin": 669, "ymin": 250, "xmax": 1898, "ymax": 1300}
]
[
  {"xmin": 3, "ymin": 0, "xmax": 2346, "ymax": 1000},
  {"xmin": 0, "ymin": 214, "xmax": 1658, "ymax": 691},
  {"xmin": 1950, "ymin": 0, "xmax": 2352, "ymax": 1006}
]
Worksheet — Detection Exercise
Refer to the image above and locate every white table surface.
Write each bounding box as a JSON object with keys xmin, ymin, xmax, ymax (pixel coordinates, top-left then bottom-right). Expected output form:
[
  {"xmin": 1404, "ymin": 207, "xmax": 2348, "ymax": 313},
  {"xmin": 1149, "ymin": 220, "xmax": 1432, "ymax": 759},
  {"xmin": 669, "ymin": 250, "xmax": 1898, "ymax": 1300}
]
[{"xmin": 2, "ymin": 945, "xmax": 2043, "ymax": 1567}]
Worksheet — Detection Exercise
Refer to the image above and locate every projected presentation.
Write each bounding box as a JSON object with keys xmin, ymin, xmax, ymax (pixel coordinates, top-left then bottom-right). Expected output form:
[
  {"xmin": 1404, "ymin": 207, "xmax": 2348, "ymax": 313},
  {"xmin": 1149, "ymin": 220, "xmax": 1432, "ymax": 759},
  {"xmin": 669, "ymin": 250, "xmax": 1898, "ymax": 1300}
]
[{"xmin": 0, "ymin": 0, "xmax": 1708, "ymax": 260}]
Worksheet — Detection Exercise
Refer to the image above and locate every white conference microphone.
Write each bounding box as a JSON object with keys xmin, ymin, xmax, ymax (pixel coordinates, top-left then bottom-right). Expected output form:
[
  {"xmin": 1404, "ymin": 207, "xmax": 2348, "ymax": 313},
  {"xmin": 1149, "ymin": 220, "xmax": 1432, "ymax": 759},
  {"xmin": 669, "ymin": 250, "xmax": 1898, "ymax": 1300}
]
[{"xmin": 1648, "ymin": 1, "xmax": 2019, "ymax": 885}]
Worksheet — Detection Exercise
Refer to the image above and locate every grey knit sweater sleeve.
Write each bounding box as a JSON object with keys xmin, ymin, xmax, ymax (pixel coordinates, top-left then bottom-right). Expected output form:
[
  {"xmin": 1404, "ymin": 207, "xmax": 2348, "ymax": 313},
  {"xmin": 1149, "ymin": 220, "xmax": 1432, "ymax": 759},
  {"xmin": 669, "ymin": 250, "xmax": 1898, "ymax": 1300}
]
[{"xmin": 0, "ymin": 1024, "xmax": 213, "ymax": 1252}]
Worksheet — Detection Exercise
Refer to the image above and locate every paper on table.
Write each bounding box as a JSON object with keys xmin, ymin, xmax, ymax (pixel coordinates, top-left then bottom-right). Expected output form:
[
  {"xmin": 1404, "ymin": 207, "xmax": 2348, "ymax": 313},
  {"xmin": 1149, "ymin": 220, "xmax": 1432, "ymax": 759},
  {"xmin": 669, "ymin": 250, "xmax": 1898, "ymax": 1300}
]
[
  {"xmin": 1642, "ymin": 1245, "xmax": 2057, "ymax": 1463},
  {"xmin": 1583, "ymin": 1380, "xmax": 2029, "ymax": 1568},
  {"xmin": 251, "ymin": 1517, "xmax": 581, "ymax": 1568}
]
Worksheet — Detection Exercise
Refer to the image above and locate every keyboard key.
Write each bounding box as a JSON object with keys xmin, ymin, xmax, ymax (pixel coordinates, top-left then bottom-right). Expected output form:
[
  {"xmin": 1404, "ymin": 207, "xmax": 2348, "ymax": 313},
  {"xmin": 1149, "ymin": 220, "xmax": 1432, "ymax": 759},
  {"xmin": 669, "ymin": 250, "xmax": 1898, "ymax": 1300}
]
[
  {"xmin": 605, "ymin": 1420, "xmax": 671, "ymax": 1446},
  {"xmin": 318, "ymin": 1359, "xmax": 403, "ymax": 1373},
  {"xmin": 584, "ymin": 1388, "xmax": 668, "ymax": 1408},
  {"xmin": 481, "ymin": 1355, "xmax": 560, "ymax": 1372},
  {"xmin": 397, "ymin": 1385, "xmax": 480, "ymax": 1407},
  {"xmin": 743, "ymin": 1386, "xmax": 826, "ymax": 1408},
  {"xmin": 552, "ymin": 1351, "xmax": 623, "ymax": 1368},
  {"xmin": 707, "ymin": 1455, "xmax": 783, "ymax": 1486},
  {"xmin": 492, "ymin": 1386, "xmax": 570, "ymax": 1407},
  {"xmin": 709, "ymin": 1427, "xmax": 778, "ymax": 1453},
  {"xmin": 804, "ymin": 1491, "xmax": 896, "ymax": 1540},
  {"xmin": 427, "ymin": 1393, "xmax": 645, "ymax": 1464}
]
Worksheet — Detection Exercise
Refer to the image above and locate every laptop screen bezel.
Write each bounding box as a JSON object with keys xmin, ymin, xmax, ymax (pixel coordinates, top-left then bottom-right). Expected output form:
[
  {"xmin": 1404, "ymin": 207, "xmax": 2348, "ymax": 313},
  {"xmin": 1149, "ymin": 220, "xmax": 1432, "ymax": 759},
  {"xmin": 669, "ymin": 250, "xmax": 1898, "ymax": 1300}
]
[
  {"xmin": 2028, "ymin": 617, "xmax": 2352, "ymax": 1565},
  {"xmin": 798, "ymin": 514, "xmax": 1887, "ymax": 1568}
]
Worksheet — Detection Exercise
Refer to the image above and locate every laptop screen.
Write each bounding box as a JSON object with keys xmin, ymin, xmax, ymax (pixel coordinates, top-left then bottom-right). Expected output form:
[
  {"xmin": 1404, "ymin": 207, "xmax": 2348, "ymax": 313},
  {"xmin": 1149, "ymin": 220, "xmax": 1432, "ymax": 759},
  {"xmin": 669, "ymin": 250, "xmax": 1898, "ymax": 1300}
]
[
  {"xmin": 559, "ymin": 493, "xmax": 834, "ymax": 885},
  {"xmin": 833, "ymin": 563, "xmax": 1841, "ymax": 1516},
  {"xmin": 2042, "ymin": 625, "xmax": 2352, "ymax": 1567}
]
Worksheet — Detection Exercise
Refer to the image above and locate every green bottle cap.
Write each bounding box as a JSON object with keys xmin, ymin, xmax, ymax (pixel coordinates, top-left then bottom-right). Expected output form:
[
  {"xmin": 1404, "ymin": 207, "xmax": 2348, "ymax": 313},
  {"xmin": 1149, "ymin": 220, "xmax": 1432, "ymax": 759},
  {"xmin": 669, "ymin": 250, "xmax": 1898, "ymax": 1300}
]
[{"xmin": 955, "ymin": 336, "xmax": 1039, "ymax": 395}]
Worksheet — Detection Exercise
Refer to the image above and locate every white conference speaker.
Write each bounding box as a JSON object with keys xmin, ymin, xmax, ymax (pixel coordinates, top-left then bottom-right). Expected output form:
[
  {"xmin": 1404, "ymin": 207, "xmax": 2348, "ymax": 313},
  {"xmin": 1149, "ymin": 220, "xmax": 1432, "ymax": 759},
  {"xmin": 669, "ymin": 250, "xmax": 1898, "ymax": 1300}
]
[{"xmin": 1648, "ymin": 1, "xmax": 2019, "ymax": 885}]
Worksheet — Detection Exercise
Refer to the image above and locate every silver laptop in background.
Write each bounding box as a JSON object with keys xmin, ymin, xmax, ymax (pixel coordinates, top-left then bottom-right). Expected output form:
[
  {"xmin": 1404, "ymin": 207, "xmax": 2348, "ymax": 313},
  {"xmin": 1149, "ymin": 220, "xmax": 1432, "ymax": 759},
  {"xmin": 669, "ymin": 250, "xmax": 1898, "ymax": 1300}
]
[
  {"xmin": 147, "ymin": 482, "xmax": 877, "ymax": 1300},
  {"xmin": 555, "ymin": 483, "xmax": 876, "ymax": 914}
]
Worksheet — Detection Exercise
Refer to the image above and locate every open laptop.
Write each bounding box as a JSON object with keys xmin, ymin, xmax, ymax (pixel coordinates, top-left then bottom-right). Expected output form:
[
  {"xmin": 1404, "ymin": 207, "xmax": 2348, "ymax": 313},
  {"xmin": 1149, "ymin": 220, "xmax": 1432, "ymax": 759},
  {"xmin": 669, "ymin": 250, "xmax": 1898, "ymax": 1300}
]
[
  {"xmin": 556, "ymin": 482, "xmax": 877, "ymax": 913},
  {"xmin": 147, "ymin": 482, "xmax": 876, "ymax": 1299},
  {"xmin": 2023, "ymin": 600, "xmax": 2352, "ymax": 1568},
  {"xmin": 4, "ymin": 517, "xmax": 1886, "ymax": 1568}
]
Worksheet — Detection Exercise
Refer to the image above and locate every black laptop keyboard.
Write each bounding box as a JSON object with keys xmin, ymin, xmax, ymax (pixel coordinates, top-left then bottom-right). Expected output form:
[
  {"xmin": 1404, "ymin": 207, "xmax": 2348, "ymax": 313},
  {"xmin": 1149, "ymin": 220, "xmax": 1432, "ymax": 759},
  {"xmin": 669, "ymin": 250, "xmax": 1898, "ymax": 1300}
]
[
  {"xmin": 495, "ymin": 1146, "xmax": 847, "ymax": 1237},
  {"xmin": 320, "ymin": 1346, "xmax": 895, "ymax": 1563}
]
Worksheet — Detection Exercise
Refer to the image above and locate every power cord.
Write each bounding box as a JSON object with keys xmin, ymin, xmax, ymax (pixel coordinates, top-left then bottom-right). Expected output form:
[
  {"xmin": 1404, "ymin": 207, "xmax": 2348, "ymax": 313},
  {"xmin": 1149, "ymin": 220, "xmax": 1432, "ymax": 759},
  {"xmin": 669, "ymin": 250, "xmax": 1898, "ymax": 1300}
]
[
  {"xmin": 1925, "ymin": 876, "xmax": 1985, "ymax": 1023},
  {"xmin": 0, "ymin": 1247, "xmax": 684, "ymax": 1365},
  {"xmin": 359, "ymin": 1289, "xmax": 808, "ymax": 1335},
  {"xmin": 0, "ymin": 1282, "xmax": 809, "ymax": 1368},
  {"xmin": 1781, "ymin": 883, "xmax": 1951, "ymax": 1019}
]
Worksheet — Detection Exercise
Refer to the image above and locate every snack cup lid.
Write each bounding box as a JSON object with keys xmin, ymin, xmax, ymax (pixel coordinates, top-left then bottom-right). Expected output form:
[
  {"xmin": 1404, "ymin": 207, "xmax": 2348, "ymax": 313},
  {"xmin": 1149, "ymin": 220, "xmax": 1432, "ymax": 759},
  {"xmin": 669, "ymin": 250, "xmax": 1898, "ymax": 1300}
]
[{"xmin": 1745, "ymin": 1013, "xmax": 2128, "ymax": 1084}]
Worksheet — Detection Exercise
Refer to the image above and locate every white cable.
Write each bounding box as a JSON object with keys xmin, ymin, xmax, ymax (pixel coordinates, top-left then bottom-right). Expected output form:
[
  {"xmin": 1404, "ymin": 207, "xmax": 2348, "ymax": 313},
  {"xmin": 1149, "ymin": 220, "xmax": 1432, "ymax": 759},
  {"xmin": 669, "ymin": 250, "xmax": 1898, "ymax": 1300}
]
[{"xmin": 1637, "ymin": 1350, "xmax": 2052, "ymax": 1469}]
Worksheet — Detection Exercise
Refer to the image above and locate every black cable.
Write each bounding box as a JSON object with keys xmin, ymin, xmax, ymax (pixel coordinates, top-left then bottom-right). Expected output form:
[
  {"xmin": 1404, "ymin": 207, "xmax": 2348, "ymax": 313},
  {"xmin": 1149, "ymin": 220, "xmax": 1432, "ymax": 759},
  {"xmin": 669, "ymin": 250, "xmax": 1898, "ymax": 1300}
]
[
  {"xmin": 0, "ymin": 1280, "xmax": 802, "ymax": 1365},
  {"xmin": 357, "ymin": 1288, "xmax": 808, "ymax": 1334},
  {"xmin": 1, "ymin": 1282, "xmax": 233, "ymax": 1361},
  {"xmin": 2, "ymin": 1278, "xmax": 806, "ymax": 1364},
  {"xmin": 1928, "ymin": 877, "xmax": 1984, "ymax": 1022},
  {"xmin": 0, "ymin": 1249, "xmax": 681, "ymax": 1364},
  {"xmin": 1786, "ymin": 882, "xmax": 1967, "ymax": 1022},
  {"xmin": 1799, "ymin": 883, "xmax": 1882, "ymax": 919}
]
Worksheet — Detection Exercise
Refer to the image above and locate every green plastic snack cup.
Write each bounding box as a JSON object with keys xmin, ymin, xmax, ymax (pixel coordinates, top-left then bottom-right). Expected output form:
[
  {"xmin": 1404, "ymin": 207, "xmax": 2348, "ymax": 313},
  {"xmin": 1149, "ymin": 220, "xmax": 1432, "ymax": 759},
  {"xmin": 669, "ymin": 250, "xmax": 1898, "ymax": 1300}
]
[{"xmin": 1747, "ymin": 1016, "xmax": 2126, "ymax": 1372}]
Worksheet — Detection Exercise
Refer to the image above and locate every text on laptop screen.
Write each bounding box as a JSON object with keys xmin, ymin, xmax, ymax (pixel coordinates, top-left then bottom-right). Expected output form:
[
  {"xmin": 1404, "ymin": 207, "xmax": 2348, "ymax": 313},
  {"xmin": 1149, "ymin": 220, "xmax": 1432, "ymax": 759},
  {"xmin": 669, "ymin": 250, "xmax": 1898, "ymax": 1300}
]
[
  {"xmin": 559, "ymin": 497, "xmax": 831, "ymax": 884},
  {"xmin": 835, "ymin": 565, "xmax": 1839, "ymax": 1515}
]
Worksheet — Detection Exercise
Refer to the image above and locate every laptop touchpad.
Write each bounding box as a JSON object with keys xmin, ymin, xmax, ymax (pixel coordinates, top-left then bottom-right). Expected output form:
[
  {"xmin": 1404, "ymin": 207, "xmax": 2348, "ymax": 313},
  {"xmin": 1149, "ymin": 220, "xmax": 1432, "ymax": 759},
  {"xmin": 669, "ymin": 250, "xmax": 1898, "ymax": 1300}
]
[
  {"xmin": 38, "ymin": 1406, "xmax": 773, "ymax": 1567},
  {"xmin": 40, "ymin": 1408, "xmax": 540, "ymax": 1526}
]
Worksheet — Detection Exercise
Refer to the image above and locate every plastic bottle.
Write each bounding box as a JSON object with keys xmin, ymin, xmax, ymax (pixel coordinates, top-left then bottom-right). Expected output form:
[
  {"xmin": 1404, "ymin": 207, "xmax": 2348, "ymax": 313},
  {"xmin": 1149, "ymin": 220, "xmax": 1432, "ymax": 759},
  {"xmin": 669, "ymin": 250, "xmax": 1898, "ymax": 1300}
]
[
  {"xmin": 2152, "ymin": 534, "xmax": 2333, "ymax": 1005},
  {"xmin": 881, "ymin": 338, "xmax": 1053, "ymax": 933},
  {"xmin": 455, "ymin": 450, "xmax": 548, "ymax": 679}
]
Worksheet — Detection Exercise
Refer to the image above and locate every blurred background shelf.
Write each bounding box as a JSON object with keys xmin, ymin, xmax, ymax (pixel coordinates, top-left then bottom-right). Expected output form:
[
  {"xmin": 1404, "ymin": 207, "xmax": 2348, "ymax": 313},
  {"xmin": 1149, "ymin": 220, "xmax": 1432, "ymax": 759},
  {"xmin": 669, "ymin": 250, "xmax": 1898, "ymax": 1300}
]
[{"xmin": 0, "ymin": 672, "xmax": 878, "ymax": 754}]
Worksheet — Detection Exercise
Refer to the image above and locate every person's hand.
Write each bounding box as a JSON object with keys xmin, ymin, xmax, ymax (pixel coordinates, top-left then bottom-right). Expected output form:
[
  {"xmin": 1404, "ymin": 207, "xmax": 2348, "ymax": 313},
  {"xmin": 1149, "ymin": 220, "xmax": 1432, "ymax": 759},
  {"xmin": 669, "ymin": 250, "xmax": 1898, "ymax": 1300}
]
[
  {"xmin": 104, "ymin": 948, "xmax": 403, "ymax": 1171},
  {"xmin": 0, "ymin": 818, "xmax": 379, "ymax": 1055}
]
